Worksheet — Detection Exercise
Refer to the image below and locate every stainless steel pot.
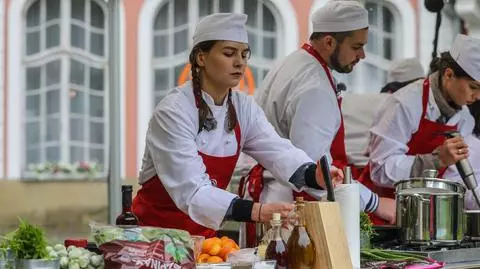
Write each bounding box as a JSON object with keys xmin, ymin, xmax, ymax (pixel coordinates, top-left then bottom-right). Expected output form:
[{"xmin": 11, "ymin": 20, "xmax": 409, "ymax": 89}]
[
  {"xmin": 395, "ymin": 177, "xmax": 466, "ymax": 245},
  {"xmin": 465, "ymin": 210, "xmax": 480, "ymax": 241}
]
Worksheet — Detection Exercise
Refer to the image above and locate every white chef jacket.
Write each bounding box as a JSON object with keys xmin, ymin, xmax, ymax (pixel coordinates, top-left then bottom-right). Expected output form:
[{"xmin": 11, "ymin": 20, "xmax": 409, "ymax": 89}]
[
  {"xmin": 368, "ymin": 79, "xmax": 475, "ymax": 188},
  {"xmin": 138, "ymin": 81, "xmax": 313, "ymax": 230},
  {"xmin": 342, "ymin": 93, "xmax": 390, "ymax": 167},
  {"xmin": 250, "ymin": 48, "xmax": 376, "ymax": 211},
  {"xmin": 444, "ymin": 134, "xmax": 480, "ymax": 209}
]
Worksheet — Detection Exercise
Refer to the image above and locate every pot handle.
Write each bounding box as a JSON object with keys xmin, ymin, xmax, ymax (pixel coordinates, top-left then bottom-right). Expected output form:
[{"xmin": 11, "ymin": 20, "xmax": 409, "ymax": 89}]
[{"xmin": 412, "ymin": 193, "xmax": 430, "ymax": 203}]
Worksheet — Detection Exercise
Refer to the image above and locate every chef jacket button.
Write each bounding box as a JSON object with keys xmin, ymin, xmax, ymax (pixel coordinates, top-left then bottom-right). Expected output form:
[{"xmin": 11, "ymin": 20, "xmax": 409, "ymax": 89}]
[{"xmin": 225, "ymin": 140, "xmax": 231, "ymax": 144}]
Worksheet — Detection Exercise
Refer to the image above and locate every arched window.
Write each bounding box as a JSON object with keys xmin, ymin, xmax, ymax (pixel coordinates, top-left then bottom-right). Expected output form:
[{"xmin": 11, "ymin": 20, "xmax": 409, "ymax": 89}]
[
  {"xmin": 151, "ymin": 0, "xmax": 280, "ymax": 108},
  {"xmin": 23, "ymin": 0, "xmax": 108, "ymax": 177}
]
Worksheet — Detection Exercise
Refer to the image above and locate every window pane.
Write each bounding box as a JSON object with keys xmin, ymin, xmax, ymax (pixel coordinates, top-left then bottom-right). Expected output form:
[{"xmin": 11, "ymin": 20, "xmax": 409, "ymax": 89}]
[
  {"xmin": 26, "ymin": 1, "xmax": 40, "ymax": 27},
  {"xmin": 367, "ymin": 30, "xmax": 379, "ymax": 54},
  {"xmin": 46, "ymin": 117, "xmax": 60, "ymax": 141},
  {"xmin": 90, "ymin": 67, "xmax": 104, "ymax": 91},
  {"xmin": 248, "ymin": 32, "xmax": 258, "ymax": 56},
  {"xmin": 70, "ymin": 90, "xmax": 85, "ymax": 114},
  {"xmin": 70, "ymin": 118, "xmax": 85, "ymax": 141},
  {"xmin": 26, "ymin": 122, "xmax": 40, "ymax": 145},
  {"xmin": 219, "ymin": 0, "xmax": 232, "ymax": 12},
  {"xmin": 90, "ymin": 122, "xmax": 104, "ymax": 144},
  {"xmin": 263, "ymin": 37, "xmax": 276, "ymax": 59},
  {"xmin": 364, "ymin": 62, "xmax": 385, "ymax": 92},
  {"xmin": 155, "ymin": 69, "xmax": 169, "ymax": 91},
  {"xmin": 154, "ymin": 35, "xmax": 168, "ymax": 58},
  {"xmin": 250, "ymin": 66, "xmax": 260, "ymax": 87},
  {"xmin": 70, "ymin": 60, "xmax": 85, "ymax": 86},
  {"xmin": 26, "ymin": 67, "xmax": 41, "ymax": 90},
  {"xmin": 70, "ymin": 146, "xmax": 84, "ymax": 163},
  {"xmin": 174, "ymin": 29, "xmax": 188, "ymax": 54},
  {"xmin": 384, "ymin": 37, "xmax": 393, "ymax": 60},
  {"xmin": 383, "ymin": 6, "xmax": 394, "ymax": 33},
  {"xmin": 366, "ymin": 2, "xmax": 378, "ymax": 26},
  {"xmin": 46, "ymin": 146, "xmax": 60, "ymax": 162},
  {"xmin": 71, "ymin": 24, "xmax": 85, "ymax": 49},
  {"xmin": 46, "ymin": 24, "xmax": 60, "ymax": 49},
  {"xmin": 90, "ymin": 33, "xmax": 104, "ymax": 56},
  {"xmin": 154, "ymin": 5, "xmax": 168, "ymax": 30},
  {"xmin": 26, "ymin": 32, "xmax": 40, "ymax": 55},
  {"xmin": 244, "ymin": 0, "xmax": 257, "ymax": 27},
  {"xmin": 71, "ymin": 0, "xmax": 85, "ymax": 21},
  {"xmin": 174, "ymin": 0, "xmax": 188, "ymax": 27},
  {"xmin": 199, "ymin": 0, "xmax": 213, "ymax": 17},
  {"xmin": 46, "ymin": 0, "xmax": 60, "ymax": 21},
  {"xmin": 46, "ymin": 89, "xmax": 60, "ymax": 114},
  {"xmin": 26, "ymin": 95, "xmax": 40, "ymax": 117},
  {"xmin": 26, "ymin": 148, "xmax": 40, "ymax": 166},
  {"xmin": 263, "ymin": 7, "xmax": 276, "ymax": 32},
  {"xmin": 90, "ymin": 148, "xmax": 104, "ymax": 164},
  {"xmin": 89, "ymin": 95, "xmax": 103, "ymax": 117},
  {"xmin": 46, "ymin": 60, "xmax": 61, "ymax": 86},
  {"xmin": 91, "ymin": 1, "xmax": 104, "ymax": 29}
]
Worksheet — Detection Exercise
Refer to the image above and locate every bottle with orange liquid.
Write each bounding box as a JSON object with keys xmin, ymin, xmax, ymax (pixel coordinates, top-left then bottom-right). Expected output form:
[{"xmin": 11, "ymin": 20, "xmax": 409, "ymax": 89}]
[
  {"xmin": 286, "ymin": 197, "xmax": 315, "ymax": 269},
  {"xmin": 265, "ymin": 213, "xmax": 288, "ymax": 269}
]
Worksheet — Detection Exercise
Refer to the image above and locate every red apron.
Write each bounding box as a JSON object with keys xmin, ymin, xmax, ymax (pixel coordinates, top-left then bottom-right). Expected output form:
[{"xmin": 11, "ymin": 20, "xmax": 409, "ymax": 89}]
[
  {"xmin": 238, "ymin": 44, "xmax": 348, "ymax": 246},
  {"xmin": 358, "ymin": 78, "xmax": 457, "ymax": 224},
  {"xmin": 132, "ymin": 100, "xmax": 242, "ymax": 238}
]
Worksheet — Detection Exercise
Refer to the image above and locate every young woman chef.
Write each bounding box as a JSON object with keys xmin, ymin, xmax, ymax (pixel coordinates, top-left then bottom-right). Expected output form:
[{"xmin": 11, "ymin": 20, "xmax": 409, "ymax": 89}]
[
  {"xmin": 359, "ymin": 34, "xmax": 480, "ymax": 208},
  {"xmin": 131, "ymin": 13, "xmax": 342, "ymax": 238}
]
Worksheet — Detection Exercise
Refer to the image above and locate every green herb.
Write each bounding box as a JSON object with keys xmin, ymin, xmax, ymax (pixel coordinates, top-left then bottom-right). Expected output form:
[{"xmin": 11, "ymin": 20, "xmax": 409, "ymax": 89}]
[
  {"xmin": 7, "ymin": 219, "xmax": 49, "ymax": 260},
  {"xmin": 360, "ymin": 212, "xmax": 376, "ymax": 239}
]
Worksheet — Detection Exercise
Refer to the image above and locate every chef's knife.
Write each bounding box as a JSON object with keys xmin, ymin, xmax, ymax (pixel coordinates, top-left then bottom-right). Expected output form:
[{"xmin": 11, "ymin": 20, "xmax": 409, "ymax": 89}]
[{"xmin": 320, "ymin": 155, "xmax": 335, "ymax": 202}]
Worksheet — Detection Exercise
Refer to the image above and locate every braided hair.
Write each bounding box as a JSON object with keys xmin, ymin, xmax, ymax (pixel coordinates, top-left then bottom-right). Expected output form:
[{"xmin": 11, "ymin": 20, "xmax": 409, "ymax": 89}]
[{"xmin": 189, "ymin": 41, "xmax": 238, "ymax": 133}]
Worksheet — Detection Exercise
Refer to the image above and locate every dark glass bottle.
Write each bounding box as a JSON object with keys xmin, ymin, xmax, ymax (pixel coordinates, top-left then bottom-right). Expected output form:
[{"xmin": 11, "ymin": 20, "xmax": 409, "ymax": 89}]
[
  {"xmin": 115, "ymin": 185, "xmax": 139, "ymax": 227},
  {"xmin": 265, "ymin": 213, "xmax": 289, "ymax": 269},
  {"xmin": 286, "ymin": 197, "xmax": 315, "ymax": 269}
]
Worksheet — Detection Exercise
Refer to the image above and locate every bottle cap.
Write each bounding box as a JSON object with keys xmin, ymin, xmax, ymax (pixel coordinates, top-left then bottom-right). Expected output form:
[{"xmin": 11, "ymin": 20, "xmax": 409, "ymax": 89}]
[
  {"xmin": 272, "ymin": 213, "xmax": 281, "ymax": 221},
  {"xmin": 122, "ymin": 185, "xmax": 133, "ymax": 191}
]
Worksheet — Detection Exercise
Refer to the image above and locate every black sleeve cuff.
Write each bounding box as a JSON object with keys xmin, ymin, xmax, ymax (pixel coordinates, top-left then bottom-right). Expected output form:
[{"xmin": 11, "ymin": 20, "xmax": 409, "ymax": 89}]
[
  {"xmin": 305, "ymin": 163, "xmax": 322, "ymax": 189},
  {"xmin": 226, "ymin": 198, "xmax": 254, "ymax": 222}
]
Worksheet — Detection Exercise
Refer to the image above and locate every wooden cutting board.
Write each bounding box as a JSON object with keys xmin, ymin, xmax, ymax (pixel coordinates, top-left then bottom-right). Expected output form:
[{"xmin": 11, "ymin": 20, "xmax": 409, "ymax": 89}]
[{"xmin": 304, "ymin": 201, "xmax": 353, "ymax": 269}]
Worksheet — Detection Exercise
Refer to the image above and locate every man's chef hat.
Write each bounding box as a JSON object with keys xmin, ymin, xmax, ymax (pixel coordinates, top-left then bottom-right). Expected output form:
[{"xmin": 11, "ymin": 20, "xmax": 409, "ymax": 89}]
[
  {"xmin": 311, "ymin": 0, "xmax": 368, "ymax": 33},
  {"xmin": 192, "ymin": 13, "xmax": 248, "ymax": 47},
  {"xmin": 449, "ymin": 34, "xmax": 480, "ymax": 82},
  {"xmin": 387, "ymin": 58, "xmax": 425, "ymax": 83}
]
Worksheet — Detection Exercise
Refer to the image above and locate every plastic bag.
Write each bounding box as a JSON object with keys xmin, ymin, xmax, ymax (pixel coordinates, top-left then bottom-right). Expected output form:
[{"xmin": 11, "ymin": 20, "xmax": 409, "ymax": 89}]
[{"xmin": 90, "ymin": 223, "xmax": 195, "ymax": 269}]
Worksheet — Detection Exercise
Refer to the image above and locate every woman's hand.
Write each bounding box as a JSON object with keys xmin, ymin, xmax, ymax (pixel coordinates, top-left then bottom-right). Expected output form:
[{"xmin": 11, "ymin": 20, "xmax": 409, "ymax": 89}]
[
  {"xmin": 436, "ymin": 136, "xmax": 469, "ymax": 168},
  {"xmin": 251, "ymin": 202, "xmax": 295, "ymax": 222},
  {"xmin": 315, "ymin": 161, "xmax": 344, "ymax": 189}
]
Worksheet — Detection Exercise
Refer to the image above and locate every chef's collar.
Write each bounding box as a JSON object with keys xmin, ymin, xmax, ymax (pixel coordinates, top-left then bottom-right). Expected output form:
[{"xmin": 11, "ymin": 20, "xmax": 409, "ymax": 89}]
[{"xmin": 202, "ymin": 90, "xmax": 228, "ymax": 108}]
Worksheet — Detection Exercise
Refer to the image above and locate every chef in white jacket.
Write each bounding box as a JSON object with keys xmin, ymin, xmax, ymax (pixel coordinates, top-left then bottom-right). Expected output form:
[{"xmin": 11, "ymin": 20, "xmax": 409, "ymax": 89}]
[
  {"xmin": 445, "ymin": 101, "xmax": 480, "ymax": 209},
  {"xmin": 132, "ymin": 13, "xmax": 342, "ymax": 239},
  {"xmin": 359, "ymin": 35, "xmax": 480, "ymax": 217},
  {"xmin": 237, "ymin": 2, "xmax": 396, "ymax": 245}
]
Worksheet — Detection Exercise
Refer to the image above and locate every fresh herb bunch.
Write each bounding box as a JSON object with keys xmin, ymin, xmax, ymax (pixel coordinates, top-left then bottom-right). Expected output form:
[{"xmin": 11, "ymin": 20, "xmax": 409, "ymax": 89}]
[
  {"xmin": 8, "ymin": 219, "xmax": 49, "ymax": 259},
  {"xmin": 360, "ymin": 212, "xmax": 376, "ymax": 239}
]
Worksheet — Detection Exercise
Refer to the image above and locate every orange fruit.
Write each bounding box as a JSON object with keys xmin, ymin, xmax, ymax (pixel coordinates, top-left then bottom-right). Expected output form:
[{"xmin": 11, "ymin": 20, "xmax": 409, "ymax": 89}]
[
  {"xmin": 197, "ymin": 253, "xmax": 210, "ymax": 263},
  {"xmin": 207, "ymin": 256, "xmax": 224, "ymax": 263},
  {"xmin": 208, "ymin": 243, "xmax": 222, "ymax": 256},
  {"xmin": 218, "ymin": 245, "xmax": 234, "ymax": 261},
  {"xmin": 201, "ymin": 237, "xmax": 221, "ymax": 254},
  {"xmin": 221, "ymin": 239, "xmax": 236, "ymax": 249}
]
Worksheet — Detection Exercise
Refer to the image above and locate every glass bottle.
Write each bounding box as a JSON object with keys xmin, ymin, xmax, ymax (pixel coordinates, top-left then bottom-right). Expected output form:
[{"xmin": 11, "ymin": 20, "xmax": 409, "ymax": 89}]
[
  {"xmin": 286, "ymin": 197, "xmax": 315, "ymax": 269},
  {"xmin": 115, "ymin": 185, "xmax": 139, "ymax": 227},
  {"xmin": 265, "ymin": 213, "xmax": 288, "ymax": 269}
]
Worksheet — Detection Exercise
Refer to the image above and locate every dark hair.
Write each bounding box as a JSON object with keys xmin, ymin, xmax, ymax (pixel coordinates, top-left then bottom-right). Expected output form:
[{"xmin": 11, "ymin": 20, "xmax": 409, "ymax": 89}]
[
  {"xmin": 380, "ymin": 78, "xmax": 422, "ymax": 94},
  {"xmin": 468, "ymin": 101, "xmax": 480, "ymax": 137},
  {"xmin": 188, "ymin": 41, "xmax": 238, "ymax": 133},
  {"xmin": 309, "ymin": 31, "xmax": 354, "ymax": 44},
  {"xmin": 429, "ymin": 51, "xmax": 473, "ymax": 80}
]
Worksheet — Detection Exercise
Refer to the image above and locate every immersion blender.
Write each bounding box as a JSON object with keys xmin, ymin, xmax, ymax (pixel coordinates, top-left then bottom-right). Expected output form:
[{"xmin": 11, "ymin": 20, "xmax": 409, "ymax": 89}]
[{"xmin": 444, "ymin": 131, "xmax": 480, "ymax": 208}]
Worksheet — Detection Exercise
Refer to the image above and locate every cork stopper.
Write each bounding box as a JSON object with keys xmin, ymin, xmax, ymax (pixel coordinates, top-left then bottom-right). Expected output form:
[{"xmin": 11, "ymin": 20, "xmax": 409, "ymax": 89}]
[
  {"xmin": 295, "ymin": 197, "xmax": 304, "ymax": 203},
  {"xmin": 272, "ymin": 213, "xmax": 281, "ymax": 221}
]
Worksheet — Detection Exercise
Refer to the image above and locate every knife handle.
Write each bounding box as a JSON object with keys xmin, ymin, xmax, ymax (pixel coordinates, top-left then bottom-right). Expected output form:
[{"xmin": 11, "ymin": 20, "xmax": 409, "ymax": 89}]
[{"xmin": 320, "ymin": 155, "xmax": 335, "ymax": 202}]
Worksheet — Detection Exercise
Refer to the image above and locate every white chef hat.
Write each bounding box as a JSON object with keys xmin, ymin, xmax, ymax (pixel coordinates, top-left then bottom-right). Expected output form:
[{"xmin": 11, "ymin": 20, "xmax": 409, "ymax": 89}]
[
  {"xmin": 449, "ymin": 34, "xmax": 480, "ymax": 82},
  {"xmin": 387, "ymin": 58, "xmax": 425, "ymax": 83},
  {"xmin": 192, "ymin": 13, "xmax": 248, "ymax": 47},
  {"xmin": 311, "ymin": 0, "xmax": 368, "ymax": 33}
]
